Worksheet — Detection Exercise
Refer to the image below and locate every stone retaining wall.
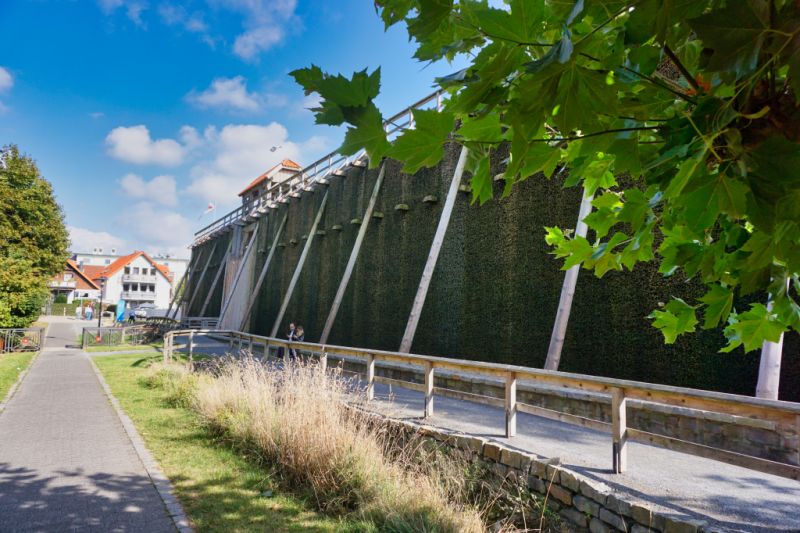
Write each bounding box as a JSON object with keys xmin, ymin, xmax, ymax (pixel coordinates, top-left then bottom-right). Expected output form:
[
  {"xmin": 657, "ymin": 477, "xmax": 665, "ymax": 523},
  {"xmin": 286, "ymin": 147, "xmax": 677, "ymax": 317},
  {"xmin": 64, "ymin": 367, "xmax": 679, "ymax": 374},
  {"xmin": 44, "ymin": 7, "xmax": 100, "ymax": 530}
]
[
  {"xmin": 328, "ymin": 354, "xmax": 799, "ymax": 467},
  {"xmin": 383, "ymin": 415, "xmax": 718, "ymax": 533}
]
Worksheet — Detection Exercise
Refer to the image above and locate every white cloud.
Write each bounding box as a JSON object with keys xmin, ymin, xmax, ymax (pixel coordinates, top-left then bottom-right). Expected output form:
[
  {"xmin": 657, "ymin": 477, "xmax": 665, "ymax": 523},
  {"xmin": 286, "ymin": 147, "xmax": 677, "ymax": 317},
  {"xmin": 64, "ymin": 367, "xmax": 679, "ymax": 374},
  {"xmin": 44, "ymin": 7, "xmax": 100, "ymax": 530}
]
[
  {"xmin": 119, "ymin": 173, "xmax": 178, "ymax": 206},
  {"xmin": 118, "ymin": 202, "xmax": 194, "ymax": 253},
  {"xmin": 0, "ymin": 67, "xmax": 13, "ymax": 92},
  {"xmin": 98, "ymin": 0, "xmax": 148, "ymax": 26},
  {"xmin": 210, "ymin": 0, "xmax": 298, "ymax": 60},
  {"xmin": 186, "ymin": 121, "xmax": 304, "ymax": 207},
  {"xmin": 187, "ymin": 76, "xmax": 260, "ymax": 111},
  {"xmin": 68, "ymin": 226, "xmax": 126, "ymax": 253},
  {"xmin": 105, "ymin": 125, "xmax": 187, "ymax": 166},
  {"xmin": 158, "ymin": 3, "xmax": 208, "ymax": 33}
]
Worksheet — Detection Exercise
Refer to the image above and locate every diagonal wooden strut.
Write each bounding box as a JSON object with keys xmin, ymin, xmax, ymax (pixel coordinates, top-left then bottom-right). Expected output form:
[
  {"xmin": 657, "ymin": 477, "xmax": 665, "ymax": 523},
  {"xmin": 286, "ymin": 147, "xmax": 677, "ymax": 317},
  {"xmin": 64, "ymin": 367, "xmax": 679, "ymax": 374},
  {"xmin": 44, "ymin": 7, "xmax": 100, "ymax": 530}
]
[
  {"xmin": 319, "ymin": 162, "xmax": 386, "ymax": 344},
  {"xmin": 239, "ymin": 213, "xmax": 288, "ymax": 332},
  {"xmin": 399, "ymin": 145, "xmax": 469, "ymax": 353},
  {"xmin": 198, "ymin": 237, "xmax": 233, "ymax": 317},
  {"xmin": 218, "ymin": 225, "xmax": 260, "ymax": 325},
  {"xmin": 270, "ymin": 189, "xmax": 329, "ymax": 338},
  {"xmin": 169, "ymin": 249, "xmax": 203, "ymax": 320},
  {"xmin": 183, "ymin": 241, "xmax": 218, "ymax": 316}
]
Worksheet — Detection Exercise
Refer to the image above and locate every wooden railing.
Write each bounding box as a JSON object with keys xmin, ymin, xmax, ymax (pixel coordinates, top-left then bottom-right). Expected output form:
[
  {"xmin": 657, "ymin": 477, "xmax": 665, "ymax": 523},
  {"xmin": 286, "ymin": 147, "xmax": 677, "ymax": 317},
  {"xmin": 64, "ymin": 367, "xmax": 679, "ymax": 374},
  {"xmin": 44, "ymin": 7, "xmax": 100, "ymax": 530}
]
[
  {"xmin": 192, "ymin": 91, "xmax": 444, "ymax": 246},
  {"xmin": 163, "ymin": 329, "xmax": 800, "ymax": 481}
]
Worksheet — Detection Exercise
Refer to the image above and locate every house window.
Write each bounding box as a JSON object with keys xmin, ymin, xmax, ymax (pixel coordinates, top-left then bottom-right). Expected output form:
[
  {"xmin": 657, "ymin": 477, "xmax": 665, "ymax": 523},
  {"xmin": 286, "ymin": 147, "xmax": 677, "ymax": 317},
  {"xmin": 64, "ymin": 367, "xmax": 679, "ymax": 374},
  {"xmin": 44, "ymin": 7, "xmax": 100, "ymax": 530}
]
[
  {"xmin": 64, "ymin": 273, "xmax": 73, "ymax": 280},
  {"xmin": 124, "ymin": 266, "xmax": 130, "ymax": 274},
  {"xmin": 104, "ymin": 259, "xmax": 111, "ymax": 265},
  {"xmin": 123, "ymin": 284, "xmax": 129, "ymax": 292},
  {"xmin": 133, "ymin": 267, "xmax": 139, "ymax": 275},
  {"xmin": 150, "ymin": 268, "xmax": 156, "ymax": 276},
  {"xmin": 149, "ymin": 284, "xmax": 155, "ymax": 292}
]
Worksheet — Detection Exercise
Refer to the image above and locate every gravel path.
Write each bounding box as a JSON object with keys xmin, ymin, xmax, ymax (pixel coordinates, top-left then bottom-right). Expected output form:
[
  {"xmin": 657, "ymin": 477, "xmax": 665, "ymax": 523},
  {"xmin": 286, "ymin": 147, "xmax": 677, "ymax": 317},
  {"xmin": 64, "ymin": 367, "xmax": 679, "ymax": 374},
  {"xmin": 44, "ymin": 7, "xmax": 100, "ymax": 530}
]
[{"xmin": 0, "ymin": 318, "xmax": 175, "ymax": 532}]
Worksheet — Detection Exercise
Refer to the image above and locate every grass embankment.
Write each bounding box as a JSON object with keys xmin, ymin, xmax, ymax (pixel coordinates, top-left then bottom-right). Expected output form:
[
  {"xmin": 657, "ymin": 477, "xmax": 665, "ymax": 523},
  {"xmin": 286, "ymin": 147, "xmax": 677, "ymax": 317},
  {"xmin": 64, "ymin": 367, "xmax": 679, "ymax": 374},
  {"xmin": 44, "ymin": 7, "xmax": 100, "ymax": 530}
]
[
  {"xmin": 0, "ymin": 352, "xmax": 36, "ymax": 400},
  {"xmin": 94, "ymin": 353, "xmax": 369, "ymax": 532}
]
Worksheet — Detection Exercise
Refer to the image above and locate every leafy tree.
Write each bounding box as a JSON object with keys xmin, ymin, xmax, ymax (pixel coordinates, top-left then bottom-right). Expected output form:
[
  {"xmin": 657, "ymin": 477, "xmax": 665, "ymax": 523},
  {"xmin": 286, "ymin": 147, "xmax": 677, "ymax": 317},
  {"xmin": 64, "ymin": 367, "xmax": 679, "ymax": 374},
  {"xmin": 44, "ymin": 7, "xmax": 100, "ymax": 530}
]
[
  {"xmin": 292, "ymin": 0, "xmax": 800, "ymax": 358},
  {"xmin": 0, "ymin": 145, "xmax": 70, "ymax": 327}
]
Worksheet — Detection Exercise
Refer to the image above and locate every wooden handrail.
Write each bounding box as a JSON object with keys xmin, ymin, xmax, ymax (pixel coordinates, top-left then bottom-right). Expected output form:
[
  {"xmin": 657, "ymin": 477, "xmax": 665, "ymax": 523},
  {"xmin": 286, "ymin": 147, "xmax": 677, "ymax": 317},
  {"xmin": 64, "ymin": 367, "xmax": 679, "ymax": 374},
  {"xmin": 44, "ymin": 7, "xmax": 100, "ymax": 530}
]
[{"xmin": 162, "ymin": 329, "xmax": 800, "ymax": 480}]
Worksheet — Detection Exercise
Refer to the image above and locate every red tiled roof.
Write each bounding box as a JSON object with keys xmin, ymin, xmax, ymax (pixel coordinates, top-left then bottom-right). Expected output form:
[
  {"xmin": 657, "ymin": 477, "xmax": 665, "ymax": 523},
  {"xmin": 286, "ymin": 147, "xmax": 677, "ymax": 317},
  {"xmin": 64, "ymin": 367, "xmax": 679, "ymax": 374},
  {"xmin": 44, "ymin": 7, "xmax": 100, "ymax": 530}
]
[
  {"xmin": 66, "ymin": 259, "xmax": 100, "ymax": 290},
  {"xmin": 238, "ymin": 159, "xmax": 302, "ymax": 197},
  {"xmin": 81, "ymin": 252, "xmax": 174, "ymax": 283}
]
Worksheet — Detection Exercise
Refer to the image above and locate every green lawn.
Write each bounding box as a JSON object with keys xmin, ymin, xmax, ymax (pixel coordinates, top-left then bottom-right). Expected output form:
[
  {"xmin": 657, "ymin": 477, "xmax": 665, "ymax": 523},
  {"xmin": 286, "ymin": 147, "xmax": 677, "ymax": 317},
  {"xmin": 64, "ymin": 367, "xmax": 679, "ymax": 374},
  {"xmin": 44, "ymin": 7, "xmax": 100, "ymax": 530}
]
[
  {"xmin": 0, "ymin": 352, "xmax": 36, "ymax": 401},
  {"xmin": 85, "ymin": 343, "xmax": 161, "ymax": 353},
  {"xmin": 94, "ymin": 353, "xmax": 370, "ymax": 532}
]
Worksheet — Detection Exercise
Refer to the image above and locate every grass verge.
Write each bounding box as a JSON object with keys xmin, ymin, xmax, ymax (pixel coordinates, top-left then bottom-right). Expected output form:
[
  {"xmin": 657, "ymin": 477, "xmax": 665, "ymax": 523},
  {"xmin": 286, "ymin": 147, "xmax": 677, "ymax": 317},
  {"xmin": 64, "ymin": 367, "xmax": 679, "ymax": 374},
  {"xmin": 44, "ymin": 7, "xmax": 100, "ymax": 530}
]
[
  {"xmin": 0, "ymin": 352, "xmax": 36, "ymax": 400},
  {"xmin": 94, "ymin": 352, "xmax": 369, "ymax": 532},
  {"xmin": 85, "ymin": 343, "xmax": 161, "ymax": 353}
]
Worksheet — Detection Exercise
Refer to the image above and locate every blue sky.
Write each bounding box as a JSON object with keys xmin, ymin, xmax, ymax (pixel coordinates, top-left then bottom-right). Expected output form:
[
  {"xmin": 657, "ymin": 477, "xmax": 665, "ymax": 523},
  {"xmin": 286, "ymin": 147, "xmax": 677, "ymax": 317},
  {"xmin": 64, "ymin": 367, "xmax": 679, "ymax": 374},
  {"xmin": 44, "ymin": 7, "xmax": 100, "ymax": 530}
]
[{"xmin": 0, "ymin": 0, "xmax": 464, "ymax": 258}]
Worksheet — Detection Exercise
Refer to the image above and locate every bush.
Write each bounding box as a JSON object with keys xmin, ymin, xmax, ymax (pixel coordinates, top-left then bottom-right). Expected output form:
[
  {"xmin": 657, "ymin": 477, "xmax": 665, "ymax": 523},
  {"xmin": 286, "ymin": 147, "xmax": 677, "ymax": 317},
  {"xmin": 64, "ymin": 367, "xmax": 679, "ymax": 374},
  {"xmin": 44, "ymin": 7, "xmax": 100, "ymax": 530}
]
[
  {"xmin": 106, "ymin": 304, "xmax": 117, "ymax": 314},
  {"xmin": 53, "ymin": 294, "xmax": 68, "ymax": 304}
]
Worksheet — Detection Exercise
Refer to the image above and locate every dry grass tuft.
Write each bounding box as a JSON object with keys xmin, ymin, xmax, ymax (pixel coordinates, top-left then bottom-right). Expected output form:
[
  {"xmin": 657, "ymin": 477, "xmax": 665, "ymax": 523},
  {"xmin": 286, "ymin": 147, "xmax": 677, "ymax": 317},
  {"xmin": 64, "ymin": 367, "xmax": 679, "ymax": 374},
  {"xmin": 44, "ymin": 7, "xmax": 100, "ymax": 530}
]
[{"xmin": 149, "ymin": 356, "xmax": 485, "ymax": 532}]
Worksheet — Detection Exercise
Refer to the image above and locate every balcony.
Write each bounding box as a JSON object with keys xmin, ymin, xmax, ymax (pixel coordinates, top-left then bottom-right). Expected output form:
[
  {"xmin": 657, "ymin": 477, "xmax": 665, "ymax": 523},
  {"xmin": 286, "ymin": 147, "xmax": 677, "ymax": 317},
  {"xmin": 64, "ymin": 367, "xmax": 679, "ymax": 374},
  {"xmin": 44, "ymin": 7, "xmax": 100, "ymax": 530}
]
[
  {"xmin": 122, "ymin": 273, "xmax": 157, "ymax": 283},
  {"xmin": 49, "ymin": 280, "xmax": 76, "ymax": 289},
  {"xmin": 120, "ymin": 290, "xmax": 156, "ymax": 301}
]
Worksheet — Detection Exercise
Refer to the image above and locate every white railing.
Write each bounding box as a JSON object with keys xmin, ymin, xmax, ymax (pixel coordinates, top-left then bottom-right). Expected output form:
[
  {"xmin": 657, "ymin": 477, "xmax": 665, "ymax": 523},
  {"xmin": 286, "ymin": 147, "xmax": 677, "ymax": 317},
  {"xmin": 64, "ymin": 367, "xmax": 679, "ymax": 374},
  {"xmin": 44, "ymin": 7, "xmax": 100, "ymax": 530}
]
[
  {"xmin": 192, "ymin": 90, "xmax": 445, "ymax": 246},
  {"xmin": 163, "ymin": 329, "xmax": 800, "ymax": 481},
  {"xmin": 49, "ymin": 281, "xmax": 76, "ymax": 289},
  {"xmin": 121, "ymin": 290, "xmax": 156, "ymax": 300}
]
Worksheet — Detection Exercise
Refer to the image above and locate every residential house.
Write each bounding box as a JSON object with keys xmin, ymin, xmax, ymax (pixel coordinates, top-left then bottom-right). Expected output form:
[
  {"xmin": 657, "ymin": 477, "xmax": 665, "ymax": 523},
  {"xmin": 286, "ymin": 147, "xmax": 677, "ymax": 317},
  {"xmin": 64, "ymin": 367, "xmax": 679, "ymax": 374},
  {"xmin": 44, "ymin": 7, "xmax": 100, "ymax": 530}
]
[
  {"xmin": 80, "ymin": 251, "xmax": 175, "ymax": 311},
  {"xmin": 73, "ymin": 250, "xmax": 189, "ymax": 286},
  {"xmin": 48, "ymin": 260, "xmax": 100, "ymax": 303},
  {"xmin": 238, "ymin": 159, "xmax": 302, "ymax": 206}
]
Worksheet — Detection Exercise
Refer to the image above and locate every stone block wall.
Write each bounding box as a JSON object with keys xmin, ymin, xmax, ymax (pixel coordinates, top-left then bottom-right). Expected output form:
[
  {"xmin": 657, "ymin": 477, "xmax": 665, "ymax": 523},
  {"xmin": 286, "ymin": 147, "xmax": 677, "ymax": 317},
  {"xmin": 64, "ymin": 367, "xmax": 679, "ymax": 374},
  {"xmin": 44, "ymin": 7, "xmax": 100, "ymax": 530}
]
[{"xmin": 384, "ymin": 416, "xmax": 720, "ymax": 533}]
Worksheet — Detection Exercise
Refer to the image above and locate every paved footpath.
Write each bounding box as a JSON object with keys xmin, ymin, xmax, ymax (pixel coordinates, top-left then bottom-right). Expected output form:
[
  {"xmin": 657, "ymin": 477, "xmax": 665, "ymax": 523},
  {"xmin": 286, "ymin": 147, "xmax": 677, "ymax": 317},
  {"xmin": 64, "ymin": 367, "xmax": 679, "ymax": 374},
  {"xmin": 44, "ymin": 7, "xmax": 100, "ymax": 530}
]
[{"xmin": 0, "ymin": 317, "xmax": 175, "ymax": 532}]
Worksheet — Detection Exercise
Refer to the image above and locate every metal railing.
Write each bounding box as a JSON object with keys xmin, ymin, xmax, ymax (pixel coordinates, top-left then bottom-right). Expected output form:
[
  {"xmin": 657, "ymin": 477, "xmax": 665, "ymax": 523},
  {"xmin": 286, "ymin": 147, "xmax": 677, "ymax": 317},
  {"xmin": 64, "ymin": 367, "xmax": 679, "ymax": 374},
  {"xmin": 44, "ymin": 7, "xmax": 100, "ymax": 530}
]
[
  {"xmin": 81, "ymin": 325, "xmax": 158, "ymax": 349},
  {"xmin": 0, "ymin": 328, "xmax": 44, "ymax": 354},
  {"xmin": 162, "ymin": 328, "xmax": 800, "ymax": 481},
  {"xmin": 180, "ymin": 317, "xmax": 219, "ymax": 329},
  {"xmin": 192, "ymin": 90, "xmax": 444, "ymax": 246}
]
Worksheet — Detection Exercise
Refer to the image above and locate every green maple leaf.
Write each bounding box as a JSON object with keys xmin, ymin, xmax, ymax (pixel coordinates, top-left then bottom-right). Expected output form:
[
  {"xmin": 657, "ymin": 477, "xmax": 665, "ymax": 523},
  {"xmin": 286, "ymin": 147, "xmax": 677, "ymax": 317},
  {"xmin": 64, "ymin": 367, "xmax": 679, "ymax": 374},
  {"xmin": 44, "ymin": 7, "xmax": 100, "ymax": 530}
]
[
  {"xmin": 339, "ymin": 105, "xmax": 390, "ymax": 166},
  {"xmin": 688, "ymin": 0, "xmax": 769, "ymax": 78},
  {"xmin": 699, "ymin": 284, "xmax": 733, "ymax": 329},
  {"xmin": 388, "ymin": 110, "xmax": 455, "ymax": 174},
  {"xmin": 721, "ymin": 303, "xmax": 785, "ymax": 353},
  {"xmin": 648, "ymin": 298, "xmax": 698, "ymax": 344}
]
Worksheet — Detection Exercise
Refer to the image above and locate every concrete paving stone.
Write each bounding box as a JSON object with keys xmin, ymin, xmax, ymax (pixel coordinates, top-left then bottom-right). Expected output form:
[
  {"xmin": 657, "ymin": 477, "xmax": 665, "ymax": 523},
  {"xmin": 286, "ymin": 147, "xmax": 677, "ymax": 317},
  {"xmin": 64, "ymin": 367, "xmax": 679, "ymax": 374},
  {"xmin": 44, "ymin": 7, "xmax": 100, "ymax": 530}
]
[{"xmin": 0, "ymin": 318, "xmax": 177, "ymax": 533}]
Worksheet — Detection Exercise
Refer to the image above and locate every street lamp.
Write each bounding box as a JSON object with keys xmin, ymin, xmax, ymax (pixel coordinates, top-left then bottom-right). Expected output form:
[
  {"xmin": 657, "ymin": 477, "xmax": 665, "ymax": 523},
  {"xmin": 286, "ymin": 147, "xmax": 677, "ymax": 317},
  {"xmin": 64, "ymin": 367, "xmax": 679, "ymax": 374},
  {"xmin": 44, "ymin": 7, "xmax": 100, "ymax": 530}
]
[{"xmin": 97, "ymin": 276, "xmax": 107, "ymax": 328}]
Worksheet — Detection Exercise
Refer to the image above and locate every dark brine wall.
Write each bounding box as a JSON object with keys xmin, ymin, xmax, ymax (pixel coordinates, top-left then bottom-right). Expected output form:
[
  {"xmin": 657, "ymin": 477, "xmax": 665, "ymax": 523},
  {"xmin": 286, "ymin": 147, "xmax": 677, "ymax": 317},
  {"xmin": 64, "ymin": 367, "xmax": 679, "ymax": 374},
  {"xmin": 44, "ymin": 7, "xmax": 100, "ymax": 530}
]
[
  {"xmin": 185, "ymin": 232, "xmax": 231, "ymax": 317},
  {"xmin": 196, "ymin": 144, "xmax": 799, "ymax": 400}
]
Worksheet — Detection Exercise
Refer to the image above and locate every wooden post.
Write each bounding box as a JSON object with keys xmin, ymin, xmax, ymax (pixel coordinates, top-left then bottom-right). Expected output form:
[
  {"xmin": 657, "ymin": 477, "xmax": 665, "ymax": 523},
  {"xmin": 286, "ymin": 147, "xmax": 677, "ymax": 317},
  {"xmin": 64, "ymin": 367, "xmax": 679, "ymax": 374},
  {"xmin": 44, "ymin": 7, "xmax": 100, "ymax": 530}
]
[
  {"xmin": 505, "ymin": 372, "xmax": 517, "ymax": 438},
  {"xmin": 366, "ymin": 353, "xmax": 375, "ymax": 401},
  {"xmin": 188, "ymin": 331, "xmax": 195, "ymax": 363},
  {"xmin": 270, "ymin": 190, "xmax": 330, "ymax": 337},
  {"xmin": 248, "ymin": 335, "xmax": 253, "ymax": 353},
  {"xmin": 169, "ymin": 251, "xmax": 201, "ymax": 320},
  {"xmin": 320, "ymin": 162, "xmax": 386, "ymax": 344},
  {"xmin": 198, "ymin": 238, "xmax": 234, "ymax": 317},
  {"xmin": 218, "ymin": 225, "xmax": 260, "ymax": 326},
  {"xmin": 756, "ymin": 279, "xmax": 789, "ymax": 399},
  {"xmin": 184, "ymin": 241, "xmax": 218, "ymax": 316},
  {"xmin": 320, "ymin": 351, "xmax": 328, "ymax": 372},
  {"xmin": 239, "ymin": 214, "xmax": 288, "ymax": 331},
  {"xmin": 544, "ymin": 188, "xmax": 594, "ymax": 371},
  {"xmin": 612, "ymin": 387, "xmax": 628, "ymax": 473},
  {"xmin": 399, "ymin": 146, "xmax": 468, "ymax": 353},
  {"xmin": 228, "ymin": 333, "xmax": 234, "ymax": 350},
  {"xmin": 424, "ymin": 362, "xmax": 435, "ymax": 418}
]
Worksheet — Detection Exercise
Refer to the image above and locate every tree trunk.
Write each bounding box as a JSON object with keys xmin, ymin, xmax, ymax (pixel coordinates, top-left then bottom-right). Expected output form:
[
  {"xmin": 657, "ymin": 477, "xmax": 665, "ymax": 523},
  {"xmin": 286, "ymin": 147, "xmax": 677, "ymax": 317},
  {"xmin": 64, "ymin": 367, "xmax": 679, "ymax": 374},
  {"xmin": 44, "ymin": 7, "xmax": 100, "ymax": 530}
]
[
  {"xmin": 755, "ymin": 282, "xmax": 788, "ymax": 400},
  {"xmin": 544, "ymin": 188, "xmax": 594, "ymax": 371}
]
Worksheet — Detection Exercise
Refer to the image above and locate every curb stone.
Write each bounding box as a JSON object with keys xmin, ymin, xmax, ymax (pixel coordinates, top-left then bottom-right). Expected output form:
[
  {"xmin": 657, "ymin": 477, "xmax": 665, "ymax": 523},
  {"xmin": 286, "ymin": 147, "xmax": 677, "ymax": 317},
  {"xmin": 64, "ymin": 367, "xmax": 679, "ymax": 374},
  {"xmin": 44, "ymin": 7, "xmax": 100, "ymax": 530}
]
[{"xmin": 89, "ymin": 355, "xmax": 194, "ymax": 533}]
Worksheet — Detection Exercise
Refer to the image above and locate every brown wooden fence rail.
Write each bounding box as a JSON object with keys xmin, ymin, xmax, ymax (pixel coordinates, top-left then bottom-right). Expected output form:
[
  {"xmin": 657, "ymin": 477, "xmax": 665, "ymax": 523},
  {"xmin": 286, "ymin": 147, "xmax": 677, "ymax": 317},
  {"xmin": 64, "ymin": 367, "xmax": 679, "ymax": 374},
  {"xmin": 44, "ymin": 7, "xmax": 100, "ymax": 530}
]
[{"xmin": 163, "ymin": 329, "xmax": 800, "ymax": 481}]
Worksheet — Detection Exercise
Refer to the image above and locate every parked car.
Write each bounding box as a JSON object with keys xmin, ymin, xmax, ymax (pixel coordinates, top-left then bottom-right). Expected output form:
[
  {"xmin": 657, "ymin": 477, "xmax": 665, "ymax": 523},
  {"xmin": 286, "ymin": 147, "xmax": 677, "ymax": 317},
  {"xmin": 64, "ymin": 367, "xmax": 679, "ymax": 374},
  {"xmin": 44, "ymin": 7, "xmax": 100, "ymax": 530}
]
[{"xmin": 134, "ymin": 303, "xmax": 157, "ymax": 318}]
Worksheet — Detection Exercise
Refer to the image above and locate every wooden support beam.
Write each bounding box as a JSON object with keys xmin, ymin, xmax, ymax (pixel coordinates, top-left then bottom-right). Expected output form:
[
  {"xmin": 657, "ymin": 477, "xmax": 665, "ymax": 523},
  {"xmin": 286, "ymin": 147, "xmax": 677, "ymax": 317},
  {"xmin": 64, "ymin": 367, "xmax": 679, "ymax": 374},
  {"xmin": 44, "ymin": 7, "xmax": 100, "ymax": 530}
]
[
  {"xmin": 165, "ymin": 260, "xmax": 191, "ymax": 320},
  {"xmin": 505, "ymin": 371, "xmax": 517, "ymax": 438},
  {"xmin": 270, "ymin": 189, "xmax": 329, "ymax": 337},
  {"xmin": 239, "ymin": 213, "xmax": 288, "ymax": 331},
  {"xmin": 366, "ymin": 353, "xmax": 375, "ymax": 401},
  {"xmin": 424, "ymin": 362, "xmax": 434, "ymax": 418},
  {"xmin": 199, "ymin": 238, "xmax": 233, "ymax": 318},
  {"xmin": 399, "ymin": 146, "xmax": 468, "ymax": 353},
  {"xmin": 218, "ymin": 225, "xmax": 260, "ymax": 326},
  {"xmin": 544, "ymin": 188, "xmax": 594, "ymax": 371},
  {"xmin": 612, "ymin": 387, "xmax": 628, "ymax": 473},
  {"xmin": 169, "ymin": 250, "xmax": 202, "ymax": 320},
  {"xmin": 319, "ymin": 162, "xmax": 386, "ymax": 344},
  {"xmin": 184, "ymin": 241, "xmax": 218, "ymax": 316}
]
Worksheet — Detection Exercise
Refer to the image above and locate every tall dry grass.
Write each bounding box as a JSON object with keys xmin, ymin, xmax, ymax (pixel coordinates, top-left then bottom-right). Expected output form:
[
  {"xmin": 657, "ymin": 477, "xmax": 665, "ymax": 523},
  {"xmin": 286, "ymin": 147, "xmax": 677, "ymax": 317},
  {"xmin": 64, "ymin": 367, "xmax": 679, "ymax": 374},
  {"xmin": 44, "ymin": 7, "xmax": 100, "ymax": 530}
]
[{"xmin": 149, "ymin": 356, "xmax": 485, "ymax": 532}]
